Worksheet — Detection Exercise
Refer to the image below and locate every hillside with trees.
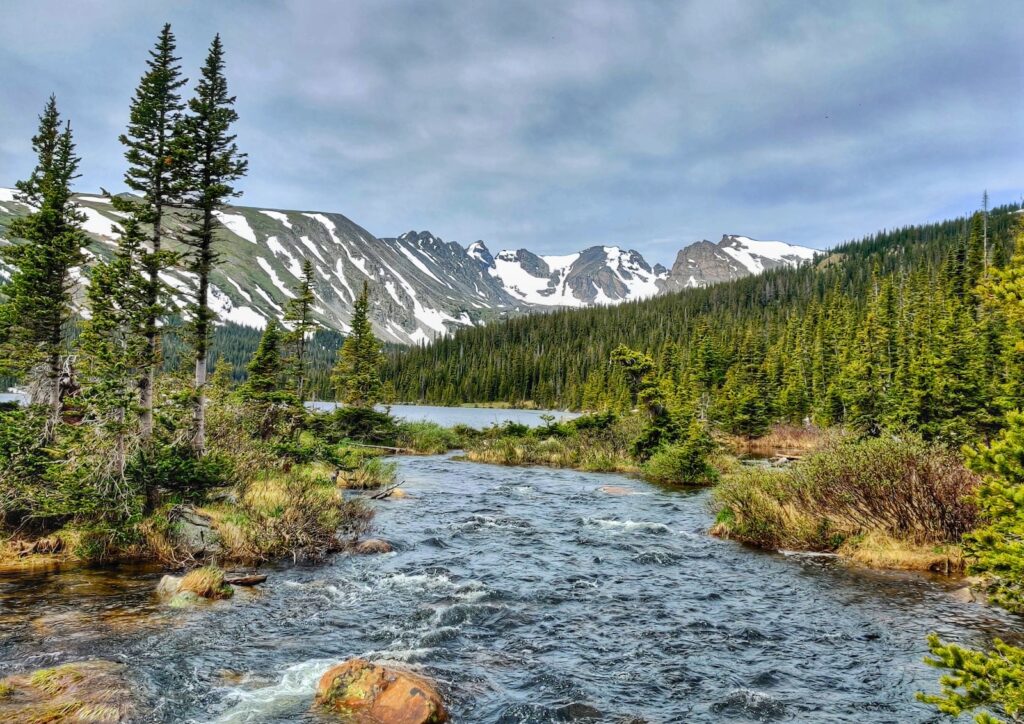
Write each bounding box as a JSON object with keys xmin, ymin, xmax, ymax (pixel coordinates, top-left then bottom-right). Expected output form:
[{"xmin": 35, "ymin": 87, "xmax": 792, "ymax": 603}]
[{"xmin": 386, "ymin": 203, "xmax": 1021, "ymax": 445}]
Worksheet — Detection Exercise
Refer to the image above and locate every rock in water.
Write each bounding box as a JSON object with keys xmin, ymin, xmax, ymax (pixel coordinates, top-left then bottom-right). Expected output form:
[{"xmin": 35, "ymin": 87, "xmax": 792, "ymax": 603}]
[
  {"xmin": 0, "ymin": 660, "xmax": 137, "ymax": 722},
  {"xmin": 315, "ymin": 659, "xmax": 447, "ymax": 723},
  {"xmin": 598, "ymin": 485, "xmax": 634, "ymax": 495},
  {"xmin": 355, "ymin": 538, "xmax": 394, "ymax": 554},
  {"xmin": 156, "ymin": 574, "xmax": 183, "ymax": 599}
]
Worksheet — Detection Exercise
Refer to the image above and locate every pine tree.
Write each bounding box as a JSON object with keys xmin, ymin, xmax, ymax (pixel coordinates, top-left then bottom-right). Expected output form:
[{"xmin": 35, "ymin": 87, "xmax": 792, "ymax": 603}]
[
  {"xmin": 283, "ymin": 259, "xmax": 317, "ymax": 399},
  {"xmin": 0, "ymin": 97, "xmax": 87, "ymax": 429},
  {"xmin": 174, "ymin": 35, "xmax": 248, "ymax": 454},
  {"xmin": 241, "ymin": 320, "xmax": 284, "ymax": 399},
  {"xmin": 237, "ymin": 319, "xmax": 298, "ymax": 440},
  {"xmin": 332, "ymin": 281, "xmax": 386, "ymax": 407},
  {"xmin": 115, "ymin": 23, "xmax": 187, "ymax": 442},
  {"xmin": 79, "ymin": 217, "xmax": 150, "ymax": 486}
]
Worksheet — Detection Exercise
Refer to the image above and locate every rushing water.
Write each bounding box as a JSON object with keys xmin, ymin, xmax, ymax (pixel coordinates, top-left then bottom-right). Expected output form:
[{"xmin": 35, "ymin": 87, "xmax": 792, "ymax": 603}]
[{"xmin": 2, "ymin": 452, "xmax": 1022, "ymax": 722}]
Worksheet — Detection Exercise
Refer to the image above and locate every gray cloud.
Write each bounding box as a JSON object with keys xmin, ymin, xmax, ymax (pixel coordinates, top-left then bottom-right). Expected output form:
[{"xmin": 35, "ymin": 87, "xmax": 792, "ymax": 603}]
[{"xmin": 0, "ymin": 0, "xmax": 1020, "ymax": 263}]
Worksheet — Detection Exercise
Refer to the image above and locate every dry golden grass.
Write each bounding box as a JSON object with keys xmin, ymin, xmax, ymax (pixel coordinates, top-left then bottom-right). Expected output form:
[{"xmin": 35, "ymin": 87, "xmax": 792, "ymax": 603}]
[
  {"xmin": 723, "ymin": 424, "xmax": 830, "ymax": 458},
  {"xmin": 180, "ymin": 566, "xmax": 233, "ymax": 600},
  {"xmin": 839, "ymin": 532, "xmax": 964, "ymax": 574}
]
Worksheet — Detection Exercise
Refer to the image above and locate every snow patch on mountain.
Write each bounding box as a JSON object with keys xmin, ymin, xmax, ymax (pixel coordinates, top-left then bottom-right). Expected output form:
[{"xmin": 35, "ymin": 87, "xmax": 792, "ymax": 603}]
[
  {"xmin": 214, "ymin": 210, "xmax": 258, "ymax": 244},
  {"xmin": 259, "ymin": 210, "xmax": 293, "ymax": 229},
  {"xmin": 718, "ymin": 235, "xmax": 817, "ymax": 274}
]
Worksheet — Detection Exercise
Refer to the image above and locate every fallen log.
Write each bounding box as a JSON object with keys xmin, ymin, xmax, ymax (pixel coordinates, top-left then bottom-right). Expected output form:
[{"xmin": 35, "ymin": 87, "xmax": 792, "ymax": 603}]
[{"xmin": 224, "ymin": 574, "xmax": 267, "ymax": 586}]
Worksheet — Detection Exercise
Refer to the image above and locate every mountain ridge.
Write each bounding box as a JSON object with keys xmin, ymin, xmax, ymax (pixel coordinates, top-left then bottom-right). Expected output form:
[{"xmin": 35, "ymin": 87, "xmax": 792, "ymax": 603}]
[{"xmin": 0, "ymin": 188, "xmax": 818, "ymax": 343}]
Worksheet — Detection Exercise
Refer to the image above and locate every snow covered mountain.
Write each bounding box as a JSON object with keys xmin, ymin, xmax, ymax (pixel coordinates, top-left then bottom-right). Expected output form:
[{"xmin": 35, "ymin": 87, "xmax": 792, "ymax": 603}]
[
  {"xmin": 473, "ymin": 243, "xmax": 667, "ymax": 307},
  {"xmin": 0, "ymin": 189, "xmax": 817, "ymax": 343},
  {"xmin": 658, "ymin": 234, "xmax": 818, "ymax": 292}
]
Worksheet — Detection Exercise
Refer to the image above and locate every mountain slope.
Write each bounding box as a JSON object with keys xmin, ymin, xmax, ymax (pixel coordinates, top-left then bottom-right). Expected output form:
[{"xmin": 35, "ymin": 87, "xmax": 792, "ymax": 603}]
[
  {"xmin": 0, "ymin": 188, "xmax": 817, "ymax": 343},
  {"xmin": 658, "ymin": 235, "xmax": 818, "ymax": 292}
]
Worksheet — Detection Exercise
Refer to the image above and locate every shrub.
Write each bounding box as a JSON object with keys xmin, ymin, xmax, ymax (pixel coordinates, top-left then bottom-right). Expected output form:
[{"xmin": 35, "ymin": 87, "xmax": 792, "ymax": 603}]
[
  {"xmin": 396, "ymin": 421, "xmax": 461, "ymax": 454},
  {"xmin": 241, "ymin": 473, "xmax": 373, "ymax": 562},
  {"xmin": 641, "ymin": 420, "xmax": 717, "ymax": 486},
  {"xmin": 128, "ymin": 446, "xmax": 235, "ymax": 499},
  {"xmin": 342, "ymin": 457, "xmax": 397, "ymax": 490},
  {"xmin": 317, "ymin": 406, "xmax": 399, "ymax": 445},
  {"xmin": 791, "ymin": 435, "xmax": 979, "ymax": 544},
  {"xmin": 713, "ymin": 434, "xmax": 979, "ymax": 550}
]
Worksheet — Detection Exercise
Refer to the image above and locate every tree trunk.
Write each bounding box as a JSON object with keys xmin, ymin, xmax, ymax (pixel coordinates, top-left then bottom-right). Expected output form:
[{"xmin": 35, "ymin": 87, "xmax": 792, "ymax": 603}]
[
  {"xmin": 139, "ymin": 367, "xmax": 154, "ymax": 439},
  {"xmin": 193, "ymin": 354, "xmax": 207, "ymax": 455},
  {"xmin": 140, "ymin": 209, "xmax": 162, "ymax": 442}
]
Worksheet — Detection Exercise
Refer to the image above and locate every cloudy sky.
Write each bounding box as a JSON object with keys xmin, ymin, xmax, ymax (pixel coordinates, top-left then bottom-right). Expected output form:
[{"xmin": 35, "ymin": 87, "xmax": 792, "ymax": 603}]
[{"xmin": 0, "ymin": 1, "xmax": 1020, "ymax": 263}]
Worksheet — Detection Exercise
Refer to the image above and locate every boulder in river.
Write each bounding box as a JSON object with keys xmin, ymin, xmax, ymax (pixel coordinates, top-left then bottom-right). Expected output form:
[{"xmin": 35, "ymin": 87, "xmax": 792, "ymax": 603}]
[
  {"xmin": 156, "ymin": 574, "xmax": 183, "ymax": 599},
  {"xmin": 598, "ymin": 485, "xmax": 634, "ymax": 496},
  {"xmin": 315, "ymin": 659, "xmax": 447, "ymax": 723},
  {"xmin": 355, "ymin": 538, "xmax": 394, "ymax": 554},
  {"xmin": 0, "ymin": 660, "xmax": 137, "ymax": 722}
]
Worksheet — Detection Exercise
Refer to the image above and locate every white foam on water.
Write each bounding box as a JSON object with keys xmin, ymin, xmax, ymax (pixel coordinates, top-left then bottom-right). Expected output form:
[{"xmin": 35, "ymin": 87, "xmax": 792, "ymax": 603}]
[
  {"xmin": 211, "ymin": 657, "xmax": 333, "ymax": 723},
  {"xmin": 583, "ymin": 518, "xmax": 672, "ymax": 533}
]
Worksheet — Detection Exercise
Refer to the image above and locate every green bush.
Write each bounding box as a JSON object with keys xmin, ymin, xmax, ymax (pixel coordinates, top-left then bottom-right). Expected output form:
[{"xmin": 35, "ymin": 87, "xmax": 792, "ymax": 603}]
[
  {"xmin": 396, "ymin": 421, "xmax": 461, "ymax": 454},
  {"xmin": 640, "ymin": 419, "xmax": 717, "ymax": 486},
  {"xmin": 713, "ymin": 434, "xmax": 979, "ymax": 549},
  {"xmin": 315, "ymin": 406, "xmax": 399, "ymax": 445},
  {"xmin": 128, "ymin": 446, "xmax": 235, "ymax": 498}
]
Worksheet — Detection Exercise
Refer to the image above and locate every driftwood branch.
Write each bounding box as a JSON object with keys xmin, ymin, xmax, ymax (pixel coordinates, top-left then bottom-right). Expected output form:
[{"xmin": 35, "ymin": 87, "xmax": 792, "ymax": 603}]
[{"xmin": 369, "ymin": 481, "xmax": 405, "ymax": 500}]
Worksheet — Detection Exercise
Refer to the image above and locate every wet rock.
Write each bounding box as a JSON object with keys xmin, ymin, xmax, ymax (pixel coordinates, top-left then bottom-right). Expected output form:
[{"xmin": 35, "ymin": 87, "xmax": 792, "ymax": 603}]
[
  {"xmin": 0, "ymin": 660, "xmax": 137, "ymax": 722},
  {"xmin": 950, "ymin": 586, "xmax": 979, "ymax": 604},
  {"xmin": 553, "ymin": 701, "xmax": 603, "ymax": 720},
  {"xmin": 315, "ymin": 658, "xmax": 447, "ymax": 723},
  {"xmin": 388, "ymin": 488, "xmax": 410, "ymax": 499},
  {"xmin": 168, "ymin": 591, "xmax": 203, "ymax": 608},
  {"xmin": 598, "ymin": 485, "xmax": 634, "ymax": 495},
  {"xmin": 156, "ymin": 574, "xmax": 183, "ymax": 599},
  {"xmin": 355, "ymin": 538, "xmax": 394, "ymax": 554},
  {"xmin": 168, "ymin": 504, "xmax": 222, "ymax": 556}
]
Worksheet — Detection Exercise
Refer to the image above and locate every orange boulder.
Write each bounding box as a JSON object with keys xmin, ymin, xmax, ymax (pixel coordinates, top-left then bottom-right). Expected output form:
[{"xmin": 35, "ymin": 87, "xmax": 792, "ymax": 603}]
[{"xmin": 315, "ymin": 658, "xmax": 447, "ymax": 723}]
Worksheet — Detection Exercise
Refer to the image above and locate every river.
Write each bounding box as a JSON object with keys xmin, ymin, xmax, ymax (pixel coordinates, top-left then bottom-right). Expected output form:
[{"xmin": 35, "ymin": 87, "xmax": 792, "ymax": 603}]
[{"xmin": 2, "ymin": 453, "xmax": 1022, "ymax": 721}]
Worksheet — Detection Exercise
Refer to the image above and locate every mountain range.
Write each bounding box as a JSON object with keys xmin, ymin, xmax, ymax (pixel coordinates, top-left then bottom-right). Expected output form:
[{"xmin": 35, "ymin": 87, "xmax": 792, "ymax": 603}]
[{"xmin": 0, "ymin": 188, "xmax": 819, "ymax": 344}]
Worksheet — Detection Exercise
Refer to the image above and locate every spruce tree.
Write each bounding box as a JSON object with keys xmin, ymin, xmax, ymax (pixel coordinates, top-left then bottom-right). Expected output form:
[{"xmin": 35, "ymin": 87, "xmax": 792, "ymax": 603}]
[
  {"xmin": 0, "ymin": 97, "xmax": 87, "ymax": 429},
  {"xmin": 174, "ymin": 35, "xmax": 247, "ymax": 454},
  {"xmin": 283, "ymin": 259, "xmax": 317, "ymax": 400},
  {"xmin": 238, "ymin": 320, "xmax": 297, "ymax": 440},
  {"xmin": 79, "ymin": 217, "xmax": 150, "ymax": 485},
  {"xmin": 331, "ymin": 281, "xmax": 386, "ymax": 408},
  {"xmin": 115, "ymin": 23, "xmax": 187, "ymax": 441}
]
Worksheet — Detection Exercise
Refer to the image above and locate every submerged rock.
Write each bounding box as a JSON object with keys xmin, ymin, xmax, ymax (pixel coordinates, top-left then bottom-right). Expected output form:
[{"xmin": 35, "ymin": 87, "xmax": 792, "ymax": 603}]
[
  {"xmin": 168, "ymin": 591, "xmax": 204, "ymax": 608},
  {"xmin": 355, "ymin": 538, "xmax": 394, "ymax": 554},
  {"xmin": 598, "ymin": 485, "xmax": 634, "ymax": 496},
  {"xmin": 315, "ymin": 658, "xmax": 447, "ymax": 723},
  {"xmin": 0, "ymin": 660, "xmax": 136, "ymax": 722}
]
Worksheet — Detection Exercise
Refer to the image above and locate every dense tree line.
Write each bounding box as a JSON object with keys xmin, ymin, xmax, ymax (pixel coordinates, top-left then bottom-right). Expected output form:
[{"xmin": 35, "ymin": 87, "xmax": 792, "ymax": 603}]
[{"xmin": 386, "ymin": 204, "xmax": 1022, "ymax": 444}]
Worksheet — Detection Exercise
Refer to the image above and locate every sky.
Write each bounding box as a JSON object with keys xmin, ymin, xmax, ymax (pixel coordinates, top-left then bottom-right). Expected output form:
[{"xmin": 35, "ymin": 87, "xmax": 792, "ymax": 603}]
[{"xmin": 0, "ymin": 1, "xmax": 1021, "ymax": 264}]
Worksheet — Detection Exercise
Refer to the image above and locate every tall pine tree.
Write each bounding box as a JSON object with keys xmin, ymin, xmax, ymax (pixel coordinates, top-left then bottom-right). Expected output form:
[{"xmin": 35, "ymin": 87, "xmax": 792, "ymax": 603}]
[
  {"xmin": 284, "ymin": 259, "xmax": 317, "ymax": 400},
  {"xmin": 115, "ymin": 23, "xmax": 187, "ymax": 442},
  {"xmin": 79, "ymin": 217, "xmax": 150, "ymax": 487},
  {"xmin": 174, "ymin": 35, "xmax": 247, "ymax": 454},
  {"xmin": 0, "ymin": 97, "xmax": 87, "ymax": 429}
]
